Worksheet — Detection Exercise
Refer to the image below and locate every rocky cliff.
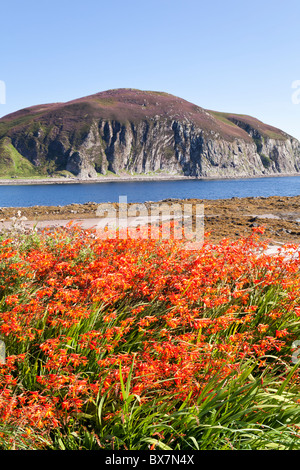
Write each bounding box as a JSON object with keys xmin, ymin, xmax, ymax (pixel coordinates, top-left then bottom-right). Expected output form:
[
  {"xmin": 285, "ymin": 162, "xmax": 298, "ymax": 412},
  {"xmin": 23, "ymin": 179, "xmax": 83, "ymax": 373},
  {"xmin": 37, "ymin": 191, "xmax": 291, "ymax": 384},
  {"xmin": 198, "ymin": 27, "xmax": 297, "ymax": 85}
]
[{"xmin": 0, "ymin": 88, "xmax": 299, "ymax": 179}]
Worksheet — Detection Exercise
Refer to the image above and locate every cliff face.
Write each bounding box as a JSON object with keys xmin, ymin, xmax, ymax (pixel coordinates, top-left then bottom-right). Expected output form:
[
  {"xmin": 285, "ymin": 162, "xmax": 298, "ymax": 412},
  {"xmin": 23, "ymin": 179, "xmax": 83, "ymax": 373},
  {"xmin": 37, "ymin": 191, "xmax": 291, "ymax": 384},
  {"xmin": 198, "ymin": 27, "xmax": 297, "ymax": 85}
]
[{"xmin": 0, "ymin": 88, "xmax": 299, "ymax": 179}]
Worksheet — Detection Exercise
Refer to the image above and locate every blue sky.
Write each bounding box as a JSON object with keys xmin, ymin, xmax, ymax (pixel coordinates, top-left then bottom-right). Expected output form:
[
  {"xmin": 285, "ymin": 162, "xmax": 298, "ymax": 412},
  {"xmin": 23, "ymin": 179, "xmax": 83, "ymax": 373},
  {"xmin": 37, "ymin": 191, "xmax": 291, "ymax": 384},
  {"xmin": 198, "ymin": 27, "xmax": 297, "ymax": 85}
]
[{"xmin": 1, "ymin": 0, "xmax": 300, "ymax": 139}]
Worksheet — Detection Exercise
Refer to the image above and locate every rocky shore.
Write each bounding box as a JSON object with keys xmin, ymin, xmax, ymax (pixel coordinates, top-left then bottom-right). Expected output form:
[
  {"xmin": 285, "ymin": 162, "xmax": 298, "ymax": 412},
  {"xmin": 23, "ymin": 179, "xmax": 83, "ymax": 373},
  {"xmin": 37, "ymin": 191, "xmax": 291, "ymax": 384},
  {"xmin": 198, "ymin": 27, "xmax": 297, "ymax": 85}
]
[
  {"xmin": 0, "ymin": 175, "xmax": 192, "ymax": 185},
  {"xmin": 1, "ymin": 195, "xmax": 300, "ymax": 245},
  {"xmin": 1, "ymin": 172, "xmax": 300, "ymax": 185}
]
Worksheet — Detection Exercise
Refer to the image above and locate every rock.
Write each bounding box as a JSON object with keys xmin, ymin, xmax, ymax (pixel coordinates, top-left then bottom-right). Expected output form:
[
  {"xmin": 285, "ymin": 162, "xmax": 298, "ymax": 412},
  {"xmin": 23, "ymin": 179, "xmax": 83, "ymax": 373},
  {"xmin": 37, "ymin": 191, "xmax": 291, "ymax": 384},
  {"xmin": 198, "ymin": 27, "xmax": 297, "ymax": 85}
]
[{"xmin": 1, "ymin": 88, "xmax": 299, "ymax": 179}]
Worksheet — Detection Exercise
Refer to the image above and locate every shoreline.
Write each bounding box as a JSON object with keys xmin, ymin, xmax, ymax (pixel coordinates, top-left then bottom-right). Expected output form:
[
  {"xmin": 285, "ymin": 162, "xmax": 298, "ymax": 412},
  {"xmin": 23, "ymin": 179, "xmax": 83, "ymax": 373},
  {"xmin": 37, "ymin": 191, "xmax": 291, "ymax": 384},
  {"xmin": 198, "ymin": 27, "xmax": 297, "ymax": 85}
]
[
  {"xmin": 1, "ymin": 194, "xmax": 300, "ymax": 245},
  {"xmin": 1, "ymin": 172, "xmax": 300, "ymax": 185}
]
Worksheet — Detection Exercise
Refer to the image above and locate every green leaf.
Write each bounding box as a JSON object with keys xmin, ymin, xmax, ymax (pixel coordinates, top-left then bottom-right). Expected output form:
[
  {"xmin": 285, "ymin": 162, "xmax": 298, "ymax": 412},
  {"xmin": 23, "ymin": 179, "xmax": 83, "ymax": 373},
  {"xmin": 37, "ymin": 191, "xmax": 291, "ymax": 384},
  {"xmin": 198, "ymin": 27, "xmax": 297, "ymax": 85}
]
[{"xmin": 143, "ymin": 438, "xmax": 173, "ymax": 450}]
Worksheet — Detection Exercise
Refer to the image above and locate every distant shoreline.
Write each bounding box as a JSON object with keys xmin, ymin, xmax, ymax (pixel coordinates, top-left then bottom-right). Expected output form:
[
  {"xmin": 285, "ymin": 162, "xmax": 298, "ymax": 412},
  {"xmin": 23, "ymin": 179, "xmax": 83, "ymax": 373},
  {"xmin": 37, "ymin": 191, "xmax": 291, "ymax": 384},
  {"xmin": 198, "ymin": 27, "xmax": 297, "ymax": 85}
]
[{"xmin": 1, "ymin": 172, "xmax": 300, "ymax": 185}]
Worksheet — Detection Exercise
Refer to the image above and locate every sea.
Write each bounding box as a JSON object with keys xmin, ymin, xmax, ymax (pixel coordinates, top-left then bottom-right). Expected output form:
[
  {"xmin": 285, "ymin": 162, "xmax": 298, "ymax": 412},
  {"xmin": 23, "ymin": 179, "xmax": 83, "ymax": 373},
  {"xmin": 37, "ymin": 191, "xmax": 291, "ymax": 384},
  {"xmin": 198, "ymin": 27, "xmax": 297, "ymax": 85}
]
[{"xmin": 1, "ymin": 175, "xmax": 300, "ymax": 207}]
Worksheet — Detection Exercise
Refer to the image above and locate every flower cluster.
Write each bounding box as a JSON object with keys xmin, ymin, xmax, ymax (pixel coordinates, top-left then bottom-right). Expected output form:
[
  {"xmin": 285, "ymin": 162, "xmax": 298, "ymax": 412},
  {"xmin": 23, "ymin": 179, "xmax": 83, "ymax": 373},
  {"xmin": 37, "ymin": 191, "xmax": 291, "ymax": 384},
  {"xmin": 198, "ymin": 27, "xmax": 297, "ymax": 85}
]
[{"xmin": 0, "ymin": 224, "xmax": 299, "ymax": 448}]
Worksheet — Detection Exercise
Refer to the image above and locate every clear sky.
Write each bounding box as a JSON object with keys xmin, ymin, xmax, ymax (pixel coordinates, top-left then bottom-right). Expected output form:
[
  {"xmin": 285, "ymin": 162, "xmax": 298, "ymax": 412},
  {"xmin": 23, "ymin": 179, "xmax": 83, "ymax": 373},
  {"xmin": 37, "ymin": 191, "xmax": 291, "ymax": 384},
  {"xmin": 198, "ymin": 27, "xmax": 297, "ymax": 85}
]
[{"xmin": 1, "ymin": 0, "xmax": 300, "ymax": 139}]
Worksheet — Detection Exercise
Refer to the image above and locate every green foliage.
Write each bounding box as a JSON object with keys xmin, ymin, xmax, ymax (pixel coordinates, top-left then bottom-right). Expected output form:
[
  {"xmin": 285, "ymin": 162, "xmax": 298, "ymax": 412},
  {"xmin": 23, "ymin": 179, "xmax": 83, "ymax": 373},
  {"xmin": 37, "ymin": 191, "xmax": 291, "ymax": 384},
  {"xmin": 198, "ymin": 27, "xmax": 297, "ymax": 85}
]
[
  {"xmin": 1, "ymin": 229, "xmax": 300, "ymax": 450},
  {"xmin": 210, "ymin": 111, "xmax": 238, "ymax": 127},
  {"xmin": 260, "ymin": 153, "xmax": 272, "ymax": 168},
  {"xmin": 0, "ymin": 137, "xmax": 40, "ymax": 177}
]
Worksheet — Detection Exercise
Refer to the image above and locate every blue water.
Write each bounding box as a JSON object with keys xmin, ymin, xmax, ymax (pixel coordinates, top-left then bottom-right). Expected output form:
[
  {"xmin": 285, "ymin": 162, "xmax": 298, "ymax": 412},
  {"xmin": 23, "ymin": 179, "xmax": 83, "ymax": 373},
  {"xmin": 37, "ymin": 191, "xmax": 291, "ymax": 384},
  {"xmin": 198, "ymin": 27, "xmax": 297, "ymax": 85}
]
[{"xmin": 1, "ymin": 176, "xmax": 300, "ymax": 207}]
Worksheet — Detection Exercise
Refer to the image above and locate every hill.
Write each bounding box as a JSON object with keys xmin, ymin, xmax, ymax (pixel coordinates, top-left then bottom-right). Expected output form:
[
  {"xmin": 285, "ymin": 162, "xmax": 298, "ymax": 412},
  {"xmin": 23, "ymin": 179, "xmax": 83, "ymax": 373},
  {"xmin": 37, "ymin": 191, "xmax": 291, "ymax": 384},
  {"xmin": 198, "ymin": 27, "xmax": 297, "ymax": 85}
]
[{"xmin": 0, "ymin": 88, "xmax": 299, "ymax": 179}]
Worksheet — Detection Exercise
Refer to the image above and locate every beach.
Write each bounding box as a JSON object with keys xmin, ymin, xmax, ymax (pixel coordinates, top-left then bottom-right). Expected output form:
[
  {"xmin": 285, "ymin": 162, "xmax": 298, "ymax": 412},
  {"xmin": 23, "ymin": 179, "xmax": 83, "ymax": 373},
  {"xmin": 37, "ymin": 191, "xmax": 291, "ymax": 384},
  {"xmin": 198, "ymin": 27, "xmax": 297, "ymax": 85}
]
[
  {"xmin": 1, "ymin": 172, "xmax": 300, "ymax": 185},
  {"xmin": 1, "ymin": 194, "xmax": 300, "ymax": 245}
]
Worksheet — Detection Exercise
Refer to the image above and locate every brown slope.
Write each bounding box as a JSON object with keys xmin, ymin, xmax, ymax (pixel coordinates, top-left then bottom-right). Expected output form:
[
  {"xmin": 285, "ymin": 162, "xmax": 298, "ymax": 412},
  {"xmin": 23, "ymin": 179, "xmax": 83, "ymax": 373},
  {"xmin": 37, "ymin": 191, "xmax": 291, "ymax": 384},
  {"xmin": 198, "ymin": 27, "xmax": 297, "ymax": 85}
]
[
  {"xmin": 208, "ymin": 110, "xmax": 289, "ymax": 141},
  {"xmin": 0, "ymin": 89, "xmax": 251, "ymax": 142},
  {"xmin": 0, "ymin": 88, "xmax": 293, "ymax": 144}
]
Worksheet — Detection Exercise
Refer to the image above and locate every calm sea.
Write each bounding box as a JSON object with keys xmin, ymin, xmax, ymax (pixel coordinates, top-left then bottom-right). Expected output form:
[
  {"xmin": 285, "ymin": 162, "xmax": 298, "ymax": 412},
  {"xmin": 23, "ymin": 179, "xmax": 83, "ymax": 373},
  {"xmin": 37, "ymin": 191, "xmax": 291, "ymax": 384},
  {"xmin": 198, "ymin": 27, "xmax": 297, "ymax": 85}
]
[{"xmin": 1, "ymin": 176, "xmax": 300, "ymax": 207}]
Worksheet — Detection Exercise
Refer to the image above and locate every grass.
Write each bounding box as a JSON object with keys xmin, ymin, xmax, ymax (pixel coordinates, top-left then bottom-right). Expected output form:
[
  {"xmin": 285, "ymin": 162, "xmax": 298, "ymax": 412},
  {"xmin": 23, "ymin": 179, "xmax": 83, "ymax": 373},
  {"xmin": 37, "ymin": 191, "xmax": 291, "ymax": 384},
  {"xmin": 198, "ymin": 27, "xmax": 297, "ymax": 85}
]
[
  {"xmin": 0, "ymin": 222, "xmax": 300, "ymax": 449},
  {"xmin": 96, "ymin": 170, "xmax": 120, "ymax": 177},
  {"xmin": 210, "ymin": 112, "xmax": 288, "ymax": 141},
  {"xmin": 0, "ymin": 137, "xmax": 40, "ymax": 178},
  {"xmin": 209, "ymin": 111, "xmax": 238, "ymax": 128}
]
